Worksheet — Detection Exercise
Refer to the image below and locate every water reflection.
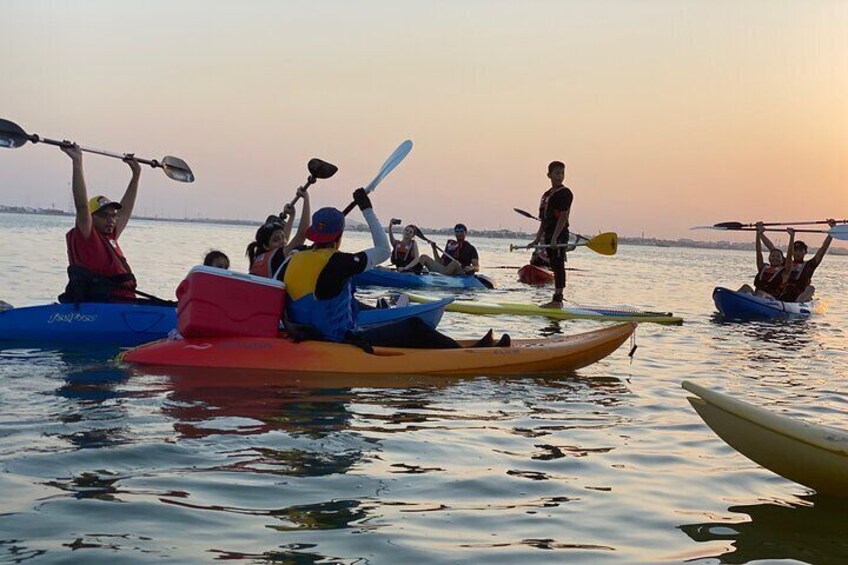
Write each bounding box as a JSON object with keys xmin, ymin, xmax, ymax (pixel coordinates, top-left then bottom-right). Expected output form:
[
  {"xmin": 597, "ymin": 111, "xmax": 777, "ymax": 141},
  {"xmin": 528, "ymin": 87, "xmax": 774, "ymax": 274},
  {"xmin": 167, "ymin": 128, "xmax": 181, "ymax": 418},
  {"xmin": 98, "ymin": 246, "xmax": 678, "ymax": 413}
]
[{"xmin": 679, "ymin": 495, "xmax": 848, "ymax": 563}]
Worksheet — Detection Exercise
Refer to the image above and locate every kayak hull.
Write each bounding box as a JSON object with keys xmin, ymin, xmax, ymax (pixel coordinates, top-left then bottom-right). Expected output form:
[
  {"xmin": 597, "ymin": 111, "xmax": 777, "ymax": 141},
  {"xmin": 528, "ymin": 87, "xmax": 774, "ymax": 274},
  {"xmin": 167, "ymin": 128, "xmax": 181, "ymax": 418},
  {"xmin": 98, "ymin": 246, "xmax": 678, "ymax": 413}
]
[
  {"xmin": 0, "ymin": 298, "xmax": 452, "ymax": 347},
  {"xmin": 683, "ymin": 381, "xmax": 848, "ymax": 497},
  {"xmin": 517, "ymin": 264, "xmax": 554, "ymax": 285},
  {"xmin": 406, "ymin": 293, "xmax": 682, "ymax": 325},
  {"xmin": 121, "ymin": 323, "xmax": 635, "ymax": 376},
  {"xmin": 712, "ymin": 286, "xmax": 819, "ymax": 320},
  {"xmin": 0, "ymin": 302, "xmax": 177, "ymax": 347},
  {"xmin": 354, "ymin": 268, "xmax": 492, "ymax": 289}
]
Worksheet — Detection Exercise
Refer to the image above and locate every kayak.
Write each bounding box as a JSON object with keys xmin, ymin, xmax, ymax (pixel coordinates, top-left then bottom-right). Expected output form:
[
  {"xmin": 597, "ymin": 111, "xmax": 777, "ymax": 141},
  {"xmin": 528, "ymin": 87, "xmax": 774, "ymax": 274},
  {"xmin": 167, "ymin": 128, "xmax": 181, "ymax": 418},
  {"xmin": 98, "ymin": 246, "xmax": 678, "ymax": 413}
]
[
  {"xmin": 518, "ymin": 264, "xmax": 554, "ymax": 285},
  {"xmin": 406, "ymin": 293, "xmax": 683, "ymax": 325},
  {"xmin": 0, "ymin": 302, "xmax": 177, "ymax": 347},
  {"xmin": 683, "ymin": 381, "xmax": 848, "ymax": 497},
  {"xmin": 354, "ymin": 267, "xmax": 495, "ymax": 290},
  {"xmin": 0, "ymin": 297, "xmax": 453, "ymax": 347},
  {"xmin": 712, "ymin": 286, "xmax": 821, "ymax": 320},
  {"xmin": 121, "ymin": 322, "xmax": 635, "ymax": 376}
]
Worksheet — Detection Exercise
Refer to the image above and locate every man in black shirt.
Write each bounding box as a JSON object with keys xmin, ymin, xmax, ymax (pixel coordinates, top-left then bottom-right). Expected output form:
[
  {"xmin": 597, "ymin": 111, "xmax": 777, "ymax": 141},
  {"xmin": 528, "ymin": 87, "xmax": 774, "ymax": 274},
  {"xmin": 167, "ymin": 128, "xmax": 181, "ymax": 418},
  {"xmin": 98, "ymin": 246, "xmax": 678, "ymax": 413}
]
[
  {"xmin": 526, "ymin": 161, "xmax": 573, "ymax": 308},
  {"xmin": 419, "ymin": 223, "xmax": 480, "ymax": 276}
]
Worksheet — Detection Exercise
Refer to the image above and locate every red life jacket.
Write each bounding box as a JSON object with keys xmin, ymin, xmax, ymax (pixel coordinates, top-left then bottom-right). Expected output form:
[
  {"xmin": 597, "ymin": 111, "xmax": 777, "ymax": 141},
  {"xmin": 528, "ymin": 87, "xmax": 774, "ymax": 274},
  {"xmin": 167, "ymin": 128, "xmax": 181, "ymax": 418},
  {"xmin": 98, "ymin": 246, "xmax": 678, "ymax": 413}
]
[
  {"xmin": 250, "ymin": 249, "xmax": 278, "ymax": 278},
  {"xmin": 65, "ymin": 227, "xmax": 136, "ymax": 300},
  {"xmin": 753, "ymin": 265, "xmax": 784, "ymax": 296},
  {"xmin": 391, "ymin": 240, "xmax": 415, "ymax": 268}
]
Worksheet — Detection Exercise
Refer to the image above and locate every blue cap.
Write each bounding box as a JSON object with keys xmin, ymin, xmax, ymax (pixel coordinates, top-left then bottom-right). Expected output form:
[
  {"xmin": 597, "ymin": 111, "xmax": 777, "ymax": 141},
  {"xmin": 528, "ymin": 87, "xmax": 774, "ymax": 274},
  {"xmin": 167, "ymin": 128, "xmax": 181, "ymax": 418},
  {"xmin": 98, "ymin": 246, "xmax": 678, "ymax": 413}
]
[{"xmin": 306, "ymin": 207, "xmax": 345, "ymax": 243}]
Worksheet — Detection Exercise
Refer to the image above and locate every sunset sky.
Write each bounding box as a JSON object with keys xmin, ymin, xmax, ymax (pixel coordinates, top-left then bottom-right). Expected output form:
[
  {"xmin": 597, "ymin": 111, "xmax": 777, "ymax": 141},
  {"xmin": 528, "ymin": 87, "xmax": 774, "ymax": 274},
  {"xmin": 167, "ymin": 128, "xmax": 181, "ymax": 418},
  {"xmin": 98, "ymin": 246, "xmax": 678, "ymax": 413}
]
[{"xmin": 1, "ymin": 1, "xmax": 846, "ymax": 241}]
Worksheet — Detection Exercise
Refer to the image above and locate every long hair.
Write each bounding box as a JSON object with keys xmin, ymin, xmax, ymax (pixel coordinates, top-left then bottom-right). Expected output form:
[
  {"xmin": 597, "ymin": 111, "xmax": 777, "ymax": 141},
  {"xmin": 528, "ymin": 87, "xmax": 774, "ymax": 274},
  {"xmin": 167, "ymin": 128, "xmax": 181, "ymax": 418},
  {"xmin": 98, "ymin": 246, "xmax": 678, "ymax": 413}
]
[{"xmin": 245, "ymin": 221, "xmax": 283, "ymax": 266}]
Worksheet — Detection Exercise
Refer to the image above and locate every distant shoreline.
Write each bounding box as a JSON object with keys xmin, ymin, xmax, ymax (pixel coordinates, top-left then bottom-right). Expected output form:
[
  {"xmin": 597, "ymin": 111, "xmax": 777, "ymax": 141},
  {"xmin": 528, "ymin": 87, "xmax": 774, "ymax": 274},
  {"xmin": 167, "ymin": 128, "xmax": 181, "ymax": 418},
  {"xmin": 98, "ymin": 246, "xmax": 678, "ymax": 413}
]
[{"xmin": 2, "ymin": 206, "xmax": 845, "ymax": 255}]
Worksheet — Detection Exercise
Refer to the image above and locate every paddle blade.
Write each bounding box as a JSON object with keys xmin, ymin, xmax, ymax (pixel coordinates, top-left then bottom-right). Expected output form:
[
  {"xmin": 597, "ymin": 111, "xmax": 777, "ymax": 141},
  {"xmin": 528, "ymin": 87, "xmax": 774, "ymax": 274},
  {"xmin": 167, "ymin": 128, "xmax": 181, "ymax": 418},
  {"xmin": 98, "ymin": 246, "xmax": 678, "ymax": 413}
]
[
  {"xmin": 513, "ymin": 208, "xmax": 539, "ymax": 221},
  {"xmin": 308, "ymin": 158, "xmax": 338, "ymax": 180},
  {"xmin": 413, "ymin": 226, "xmax": 432, "ymax": 243},
  {"xmin": 586, "ymin": 232, "xmax": 618, "ymax": 255},
  {"xmin": 161, "ymin": 155, "xmax": 195, "ymax": 183},
  {"xmin": 364, "ymin": 139, "xmax": 413, "ymax": 193},
  {"xmin": 0, "ymin": 118, "xmax": 30, "ymax": 148},
  {"xmin": 714, "ymin": 221, "xmax": 745, "ymax": 230},
  {"xmin": 475, "ymin": 274, "xmax": 496, "ymax": 289},
  {"xmin": 828, "ymin": 224, "xmax": 848, "ymax": 240}
]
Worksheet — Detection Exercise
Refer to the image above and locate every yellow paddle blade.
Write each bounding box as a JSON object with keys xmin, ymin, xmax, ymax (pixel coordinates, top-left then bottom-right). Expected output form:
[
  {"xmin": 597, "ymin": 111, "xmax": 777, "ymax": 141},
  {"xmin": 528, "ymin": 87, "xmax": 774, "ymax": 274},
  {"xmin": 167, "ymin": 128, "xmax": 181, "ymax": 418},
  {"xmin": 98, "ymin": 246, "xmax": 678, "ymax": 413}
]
[{"xmin": 586, "ymin": 232, "xmax": 618, "ymax": 255}]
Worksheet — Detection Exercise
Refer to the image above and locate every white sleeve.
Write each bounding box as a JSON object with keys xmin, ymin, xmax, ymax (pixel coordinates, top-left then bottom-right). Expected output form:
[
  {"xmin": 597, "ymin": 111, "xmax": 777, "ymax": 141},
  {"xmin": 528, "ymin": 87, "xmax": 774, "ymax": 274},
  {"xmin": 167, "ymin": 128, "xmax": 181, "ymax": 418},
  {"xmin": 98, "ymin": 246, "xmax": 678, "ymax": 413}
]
[{"xmin": 361, "ymin": 208, "xmax": 391, "ymax": 270}]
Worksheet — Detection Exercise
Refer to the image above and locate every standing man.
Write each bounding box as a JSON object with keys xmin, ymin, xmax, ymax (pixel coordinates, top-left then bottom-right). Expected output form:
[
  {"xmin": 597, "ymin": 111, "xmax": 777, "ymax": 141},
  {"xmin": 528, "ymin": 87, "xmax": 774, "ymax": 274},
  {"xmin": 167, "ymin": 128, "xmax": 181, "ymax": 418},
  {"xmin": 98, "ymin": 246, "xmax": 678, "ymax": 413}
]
[
  {"xmin": 59, "ymin": 144, "xmax": 141, "ymax": 302},
  {"xmin": 419, "ymin": 223, "xmax": 480, "ymax": 276},
  {"xmin": 526, "ymin": 161, "xmax": 573, "ymax": 308}
]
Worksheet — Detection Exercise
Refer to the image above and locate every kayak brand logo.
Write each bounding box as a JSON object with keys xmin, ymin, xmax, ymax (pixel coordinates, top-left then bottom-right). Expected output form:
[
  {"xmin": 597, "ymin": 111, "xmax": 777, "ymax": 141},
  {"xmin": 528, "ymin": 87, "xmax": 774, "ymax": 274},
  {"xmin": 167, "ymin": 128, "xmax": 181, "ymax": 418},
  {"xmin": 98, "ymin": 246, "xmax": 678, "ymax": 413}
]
[{"xmin": 47, "ymin": 312, "xmax": 98, "ymax": 324}]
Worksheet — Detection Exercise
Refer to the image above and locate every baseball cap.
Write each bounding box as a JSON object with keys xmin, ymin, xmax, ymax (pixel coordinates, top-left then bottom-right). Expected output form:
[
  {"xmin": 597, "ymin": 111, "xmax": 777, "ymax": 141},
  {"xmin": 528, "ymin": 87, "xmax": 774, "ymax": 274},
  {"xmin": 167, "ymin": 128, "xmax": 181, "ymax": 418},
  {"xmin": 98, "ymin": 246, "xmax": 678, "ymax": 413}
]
[
  {"xmin": 454, "ymin": 223, "xmax": 468, "ymax": 233},
  {"xmin": 88, "ymin": 195, "xmax": 122, "ymax": 215},
  {"xmin": 305, "ymin": 207, "xmax": 345, "ymax": 243}
]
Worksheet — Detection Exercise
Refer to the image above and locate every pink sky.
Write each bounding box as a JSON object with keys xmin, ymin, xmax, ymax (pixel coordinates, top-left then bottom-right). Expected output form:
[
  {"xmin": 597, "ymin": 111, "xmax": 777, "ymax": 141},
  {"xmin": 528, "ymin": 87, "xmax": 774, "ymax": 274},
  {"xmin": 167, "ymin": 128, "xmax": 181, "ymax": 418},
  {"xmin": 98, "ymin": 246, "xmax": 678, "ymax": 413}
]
[{"xmin": 1, "ymin": 1, "xmax": 846, "ymax": 242}]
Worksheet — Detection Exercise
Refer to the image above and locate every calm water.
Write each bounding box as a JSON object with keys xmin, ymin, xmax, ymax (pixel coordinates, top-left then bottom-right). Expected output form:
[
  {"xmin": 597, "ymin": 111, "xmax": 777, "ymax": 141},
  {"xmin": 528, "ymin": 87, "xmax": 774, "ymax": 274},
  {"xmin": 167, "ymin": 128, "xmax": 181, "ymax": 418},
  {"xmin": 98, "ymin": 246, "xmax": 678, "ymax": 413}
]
[{"xmin": 1, "ymin": 212, "xmax": 847, "ymax": 564}]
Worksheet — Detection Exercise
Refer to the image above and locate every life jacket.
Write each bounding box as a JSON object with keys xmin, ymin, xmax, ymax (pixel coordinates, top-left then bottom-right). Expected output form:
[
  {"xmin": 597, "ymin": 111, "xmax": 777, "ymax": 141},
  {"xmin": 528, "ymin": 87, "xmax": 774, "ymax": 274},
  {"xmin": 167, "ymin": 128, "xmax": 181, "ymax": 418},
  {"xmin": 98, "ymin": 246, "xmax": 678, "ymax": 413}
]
[
  {"xmin": 391, "ymin": 240, "xmax": 420, "ymax": 272},
  {"xmin": 779, "ymin": 261, "xmax": 813, "ymax": 302},
  {"xmin": 283, "ymin": 248, "xmax": 356, "ymax": 343},
  {"xmin": 249, "ymin": 248, "xmax": 282, "ymax": 278},
  {"xmin": 60, "ymin": 228, "xmax": 137, "ymax": 303},
  {"xmin": 753, "ymin": 265, "xmax": 784, "ymax": 296},
  {"xmin": 442, "ymin": 240, "xmax": 465, "ymax": 266}
]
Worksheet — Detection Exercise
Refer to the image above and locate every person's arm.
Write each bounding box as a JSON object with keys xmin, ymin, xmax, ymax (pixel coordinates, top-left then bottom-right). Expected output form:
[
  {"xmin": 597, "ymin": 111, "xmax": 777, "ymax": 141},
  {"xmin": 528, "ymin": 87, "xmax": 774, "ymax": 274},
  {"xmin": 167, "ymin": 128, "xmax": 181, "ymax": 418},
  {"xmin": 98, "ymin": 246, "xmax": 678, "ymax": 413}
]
[
  {"xmin": 388, "ymin": 220, "xmax": 399, "ymax": 248},
  {"xmin": 284, "ymin": 188, "xmax": 310, "ymax": 253},
  {"xmin": 115, "ymin": 156, "xmax": 141, "ymax": 238},
  {"xmin": 755, "ymin": 224, "xmax": 764, "ymax": 272},
  {"xmin": 463, "ymin": 245, "xmax": 479, "ymax": 274},
  {"xmin": 550, "ymin": 210, "xmax": 569, "ymax": 249},
  {"xmin": 758, "ymin": 222, "xmax": 777, "ymax": 253},
  {"xmin": 810, "ymin": 219, "xmax": 837, "ymax": 267},
  {"xmin": 281, "ymin": 204, "xmax": 296, "ymax": 243},
  {"xmin": 353, "ymin": 188, "xmax": 391, "ymax": 269},
  {"xmin": 62, "ymin": 144, "xmax": 92, "ymax": 237},
  {"xmin": 781, "ymin": 228, "xmax": 796, "ymax": 283}
]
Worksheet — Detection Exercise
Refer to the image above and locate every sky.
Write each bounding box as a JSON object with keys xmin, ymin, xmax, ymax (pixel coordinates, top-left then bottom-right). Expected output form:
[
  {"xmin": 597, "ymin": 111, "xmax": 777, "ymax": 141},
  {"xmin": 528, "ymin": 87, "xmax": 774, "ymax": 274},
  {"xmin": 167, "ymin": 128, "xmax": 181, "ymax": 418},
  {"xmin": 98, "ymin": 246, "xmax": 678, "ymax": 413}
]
[{"xmin": 1, "ymin": 0, "xmax": 847, "ymax": 242}]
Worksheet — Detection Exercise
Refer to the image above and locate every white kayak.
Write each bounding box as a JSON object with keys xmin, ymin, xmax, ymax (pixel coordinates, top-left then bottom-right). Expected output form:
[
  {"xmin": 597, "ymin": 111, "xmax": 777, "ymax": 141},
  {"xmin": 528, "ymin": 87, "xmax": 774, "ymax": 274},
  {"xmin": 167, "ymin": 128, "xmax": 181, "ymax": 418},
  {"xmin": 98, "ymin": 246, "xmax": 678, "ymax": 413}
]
[{"xmin": 683, "ymin": 381, "xmax": 848, "ymax": 497}]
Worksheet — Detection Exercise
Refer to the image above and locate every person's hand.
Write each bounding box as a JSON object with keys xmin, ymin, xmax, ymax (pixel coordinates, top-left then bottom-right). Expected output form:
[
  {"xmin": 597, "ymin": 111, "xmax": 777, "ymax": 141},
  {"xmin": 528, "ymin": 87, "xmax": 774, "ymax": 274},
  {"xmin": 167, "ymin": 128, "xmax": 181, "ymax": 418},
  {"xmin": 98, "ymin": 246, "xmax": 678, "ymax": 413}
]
[
  {"xmin": 282, "ymin": 203, "xmax": 295, "ymax": 217},
  {"xmin": 787, "ymin": 227, "xmax": 795, "ymax": 236},
  {"xmin": 352, "ymin": 188, "xmax": 372, "ymax": 211},
  {"xmin": 390, "ymin": 218, "xmax": 402, "ymax": 226},
  {"xmin": 123, "ymin": 154, "xmax": 141, "ymax": 176},
  {"xmin": 755, "ymin": 221, "xmax": 764, "ymax": 234},
  {"xmin": 296, "ymin": 187, "xmax": 308, "ymax": 199},
  {"xmin": 60, "ymin": 142, "xmax": 82, "ymax": 162},
  {"xmin": 826, "ymin": 218, "xmax": 837, "ymax": 228}
]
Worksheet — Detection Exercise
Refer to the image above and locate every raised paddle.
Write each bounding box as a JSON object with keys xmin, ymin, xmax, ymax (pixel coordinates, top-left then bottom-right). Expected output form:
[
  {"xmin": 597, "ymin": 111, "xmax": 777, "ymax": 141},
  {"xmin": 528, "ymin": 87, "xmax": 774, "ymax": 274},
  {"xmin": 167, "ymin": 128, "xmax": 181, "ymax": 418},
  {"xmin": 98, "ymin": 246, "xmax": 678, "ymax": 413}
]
[
  {"xmin": 696, "ymin": 224, "xmax": 848, "ymax": 240},
  {"xmin": 412, "ymin": 227, "xmax": 495, "ymax": 289},
  {"xmin": 278, "ymin": 158, "xmax": 338, "ymax": 223},
  {"xmin": 0, "ymin": 118, "xmax": 195, "ymax": 182},
  {"xmin": 510, "ymin": 232, "xmax": 618, "ymax": 256},
  {"xmin": 342, "ymin": 140, "xmax": 413, "ymax": 216}
]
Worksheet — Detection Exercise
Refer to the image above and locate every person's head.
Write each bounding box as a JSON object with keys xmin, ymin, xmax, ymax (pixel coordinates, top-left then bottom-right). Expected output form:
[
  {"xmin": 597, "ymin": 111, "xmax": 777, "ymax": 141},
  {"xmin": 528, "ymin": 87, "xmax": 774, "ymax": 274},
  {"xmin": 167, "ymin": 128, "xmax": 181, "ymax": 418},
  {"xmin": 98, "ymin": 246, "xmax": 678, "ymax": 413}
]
[
  {"xmin": 547, "ymin": 161, "xmax": 566, "ymax": 186},
  {"xmin": 204, "ymin": 250, "xmax": 230, "ymax": 269},
  {"xmin": 88, "ymin": 195, "xmax": 122, "ymax": 235},
  {"xmin": 767, "ymin": 248, "xmax": 784, "ymax": 267},
  {"xmin": 402, "ymin": 224, "xmax": 417, "ymax": 241},
  {"xmin": 306, "ymin": 207, "xmax": 345, "ymax": 249},
  {"xmin": 246, "ymin": 218, "xmax": 285, "ymax": 263},
  {"xmin": 792, "ymin": 240, "xmax": 808, "ymax": 262},
  {"xmin": 454, "ymin": 223, "xmax": 468, "ymax": 242}
]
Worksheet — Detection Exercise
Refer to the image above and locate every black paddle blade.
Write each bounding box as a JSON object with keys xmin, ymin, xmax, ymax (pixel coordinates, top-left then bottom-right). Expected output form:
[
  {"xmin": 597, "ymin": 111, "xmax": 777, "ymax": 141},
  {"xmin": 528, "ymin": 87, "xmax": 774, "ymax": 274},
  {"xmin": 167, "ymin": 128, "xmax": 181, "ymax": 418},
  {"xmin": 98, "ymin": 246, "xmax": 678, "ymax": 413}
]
[
  {"xmin": 0, "ymin": 118, "xmax": 31, "ymax": 149},
  {"xmin": 413, "ymin": 226, "xmax": 431, "ymax": 242},
  {"xmin": 308, "ymin": 158, "xmax": 338, "ymax": 180},
  {"xmin": 161, "ymin": 155, "xmax": 195, "ymax": 183},
  {"xmin": 714, "ymin": 221, "xmax": 744, "ymax": 230},
  {"xmin": 513, "ymin": 207, "xmax": 539, "ymax": 221}
]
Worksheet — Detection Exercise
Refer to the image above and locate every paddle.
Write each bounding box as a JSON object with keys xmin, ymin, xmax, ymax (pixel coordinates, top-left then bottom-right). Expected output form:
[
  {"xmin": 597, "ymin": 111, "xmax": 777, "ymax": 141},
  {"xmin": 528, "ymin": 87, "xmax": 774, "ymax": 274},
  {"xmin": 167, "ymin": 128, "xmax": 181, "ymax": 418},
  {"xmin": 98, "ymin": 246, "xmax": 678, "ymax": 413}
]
[
  {"xmin": 278, "ymin": 158, "xmax": 338, "ymax": 223},
  {"xmin": 510, "ymin": 232, "xmax": 618, "ymax": 256},
  {"xmin": 410, "ymin": 227, "xmax": 495, "ymax": 289},
  {"xmin": 706, "ymin": 220, "xmax": 848, "ymax": 230},
  {"xmin": 341, "ymin": 140, "xmax": 413, "ymax": 216},
  {"xmin": 514, "ymin": 207, "xmax": 541, "ymax": 221},
  {"xmin": 0, "ymin": 118, "xmax": 195, "ymax": 182},
  {"xmin": 697, "ymin": 224, "xmax": 848, "ymax": 240}
]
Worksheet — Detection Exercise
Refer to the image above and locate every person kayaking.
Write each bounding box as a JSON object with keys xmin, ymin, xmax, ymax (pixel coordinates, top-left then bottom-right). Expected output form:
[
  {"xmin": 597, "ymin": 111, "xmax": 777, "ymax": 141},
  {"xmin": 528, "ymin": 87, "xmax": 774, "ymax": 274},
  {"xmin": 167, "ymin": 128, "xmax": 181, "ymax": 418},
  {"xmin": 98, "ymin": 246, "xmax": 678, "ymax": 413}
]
[
  {"xmin": 388, "ymin": 219, "xmax": 423, "ymax": 273},
  {"xmin": 777, "ymin": 219, "xmax": 837, "ymax": 302},
  {"xmin": 58, "ymin": 143, "xmax": 141, "ymax": 303},
  {"xmin": 203, "ymin": 250, "xmax": 230, "ymax": 269},
  {"xmin": 418, "ymin": 223, "xmax": 480, "ymax": 276},
  {"xmin": 525, "ymin": 161, "xmax": 573, "ymax": 308},
  {"xmin": 737, "ymin": 223, "xmax": 794, "ymax": 298},
  {"xmin": 280, "ymin": 190, "xmax": 507, "ymax": 348},
  {"xmin": 246, "ymin": 187, "xmax": 310, "ymax": 279}
]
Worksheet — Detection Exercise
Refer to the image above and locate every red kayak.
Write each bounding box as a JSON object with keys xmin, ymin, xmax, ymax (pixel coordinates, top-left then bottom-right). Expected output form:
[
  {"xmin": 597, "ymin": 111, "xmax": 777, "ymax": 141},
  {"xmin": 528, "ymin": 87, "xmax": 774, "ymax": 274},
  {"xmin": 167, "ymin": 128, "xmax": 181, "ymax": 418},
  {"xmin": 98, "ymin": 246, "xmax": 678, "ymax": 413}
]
[{"xmin": 518, "ymin": 264, "xmax": 554, "ymax": 285}]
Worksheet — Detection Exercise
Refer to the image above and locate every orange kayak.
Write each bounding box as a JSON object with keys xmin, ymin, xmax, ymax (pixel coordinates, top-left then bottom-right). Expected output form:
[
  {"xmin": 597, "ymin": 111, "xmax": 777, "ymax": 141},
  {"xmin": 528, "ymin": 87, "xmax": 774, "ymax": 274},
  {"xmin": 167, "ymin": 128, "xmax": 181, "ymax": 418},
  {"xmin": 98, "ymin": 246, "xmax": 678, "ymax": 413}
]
[
  {"xmin": 120, "ymin": 323, "xmax": 635, "ymax": 376},
  {"xmin": 518, "ymin": 264, "xmax": 554, "ymax": 285}
]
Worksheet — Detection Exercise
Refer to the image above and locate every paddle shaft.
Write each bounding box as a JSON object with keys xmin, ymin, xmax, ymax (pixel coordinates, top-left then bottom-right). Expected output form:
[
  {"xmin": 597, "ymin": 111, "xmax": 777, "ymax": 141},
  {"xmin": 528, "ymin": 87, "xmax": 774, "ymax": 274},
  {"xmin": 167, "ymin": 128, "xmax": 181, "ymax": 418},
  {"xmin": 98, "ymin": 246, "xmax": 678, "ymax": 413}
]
[
  {"xmin": 279, "ymin": 176, "xmax": 315, "ymax": 222},
  {"xmin": 719, "ymin": 220, "xmax": 848, "ymax": 228},
  {"xmin": 22, "ymin": 133, "xmax": 164, "ymax": 168}
]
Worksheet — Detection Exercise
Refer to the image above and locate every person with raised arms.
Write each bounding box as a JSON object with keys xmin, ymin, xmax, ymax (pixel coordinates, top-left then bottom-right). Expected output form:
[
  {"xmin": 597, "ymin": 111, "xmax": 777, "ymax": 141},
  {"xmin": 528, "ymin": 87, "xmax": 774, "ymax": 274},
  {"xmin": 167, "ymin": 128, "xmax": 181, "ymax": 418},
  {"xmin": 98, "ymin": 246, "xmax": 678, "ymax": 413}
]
[
  {"xmin": 388, "ymin": 219, "xmax": 423, "ymax": 274},
  {"xmin": 280, "ymin": 189, "xmax": 507, "ymax": 349},
  {"xmin": 777, "ymin": 219, "xmax": 837, "ymax": 302},
  {"xmin": 418, "ymin": 223, "xmax": 480, "ymax": 276},
  {"xmin": 738, "ymin": 223, "xmax": 794, "ymax": 298},
  {"xmin": 246, "ymin": 187, "xmax": 310, "ymax": 279},
  {"xmin": 525, "ymin": 161, "xmax": 573, "ymax": 308},
  {"xmin": 59, "ymin": 143, "xmax": 142, "ymax": 303}
]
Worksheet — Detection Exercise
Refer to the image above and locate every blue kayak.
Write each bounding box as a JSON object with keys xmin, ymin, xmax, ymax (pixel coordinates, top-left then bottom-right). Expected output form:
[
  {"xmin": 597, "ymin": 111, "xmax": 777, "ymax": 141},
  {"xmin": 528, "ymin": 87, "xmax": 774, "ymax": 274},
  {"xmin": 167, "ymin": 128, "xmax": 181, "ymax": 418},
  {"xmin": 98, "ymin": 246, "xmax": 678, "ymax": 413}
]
[
  {"xmin": 712, "ymin": 287, "xmax": 819, "ymax": 321},
  {"xmin": 0, "ymin": 297, "xmax": 453, "ymax": 347},
  {"xmin": 354, "ymin": 268, "xmax": 494, "ymax": 290}
]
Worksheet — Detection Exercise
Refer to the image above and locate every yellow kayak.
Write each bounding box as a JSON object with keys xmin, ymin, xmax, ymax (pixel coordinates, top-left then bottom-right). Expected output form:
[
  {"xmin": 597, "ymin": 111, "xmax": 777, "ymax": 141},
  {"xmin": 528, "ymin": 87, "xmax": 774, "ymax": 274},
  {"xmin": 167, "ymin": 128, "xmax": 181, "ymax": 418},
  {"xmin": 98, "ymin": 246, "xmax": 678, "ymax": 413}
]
[
  {"xmin": 407, "ymin": 293, "xmax": 683, "ymax": 325},
  {"xmin": 121, "ymin": 323, "xmax": 635, "ymax": 376},
  {"xmin": 684, "ymin": 381, "xmax": 848, "ymax": 497}
]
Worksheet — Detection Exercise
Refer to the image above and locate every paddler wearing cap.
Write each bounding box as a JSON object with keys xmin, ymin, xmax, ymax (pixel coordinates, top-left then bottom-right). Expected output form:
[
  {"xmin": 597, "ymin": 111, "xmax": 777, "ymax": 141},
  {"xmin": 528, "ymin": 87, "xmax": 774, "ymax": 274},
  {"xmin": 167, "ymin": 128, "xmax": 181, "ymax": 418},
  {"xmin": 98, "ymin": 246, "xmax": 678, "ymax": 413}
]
[
  {"xmin": 280, "ymin": 189, "xmax": 508, "ymax": 348},
  {"xmin": 58, "ymin": 143, "xmax": 141, "ymax": 303}
]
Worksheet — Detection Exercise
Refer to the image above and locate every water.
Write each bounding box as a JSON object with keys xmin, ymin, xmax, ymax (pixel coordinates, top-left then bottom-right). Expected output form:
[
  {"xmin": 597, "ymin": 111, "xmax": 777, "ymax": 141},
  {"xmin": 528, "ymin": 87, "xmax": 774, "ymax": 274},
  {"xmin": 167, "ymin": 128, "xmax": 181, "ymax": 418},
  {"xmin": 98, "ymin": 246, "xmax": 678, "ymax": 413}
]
[{"xmin": 1, "ymin": 212, "xmax": 847, "ymax": 564}]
